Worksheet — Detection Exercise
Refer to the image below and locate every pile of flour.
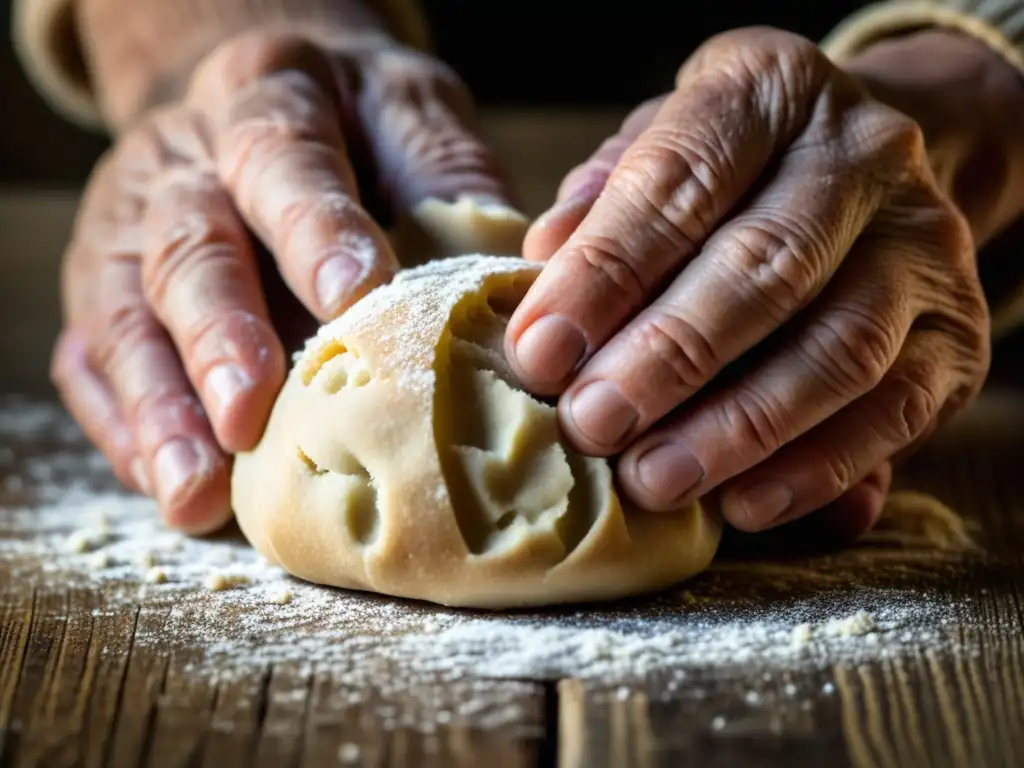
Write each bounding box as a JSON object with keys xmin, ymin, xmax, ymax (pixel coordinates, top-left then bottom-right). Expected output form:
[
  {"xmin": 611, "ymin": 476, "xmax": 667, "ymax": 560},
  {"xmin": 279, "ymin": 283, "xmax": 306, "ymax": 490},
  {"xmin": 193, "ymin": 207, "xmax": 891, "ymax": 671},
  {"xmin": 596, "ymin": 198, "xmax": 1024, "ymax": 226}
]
[{"xmin": 0, "ymin": 397, "xmax": 992, "ymax": 730}]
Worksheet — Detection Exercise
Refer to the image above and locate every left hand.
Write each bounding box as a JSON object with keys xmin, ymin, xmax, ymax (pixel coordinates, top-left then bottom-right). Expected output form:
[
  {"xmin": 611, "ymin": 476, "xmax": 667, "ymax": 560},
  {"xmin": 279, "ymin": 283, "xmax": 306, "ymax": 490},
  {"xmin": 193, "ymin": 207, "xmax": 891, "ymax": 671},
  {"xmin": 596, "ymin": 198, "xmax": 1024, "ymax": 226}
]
[{"xmin": 503, "ymin": 27, "xmax": 992, "ymax": 536}]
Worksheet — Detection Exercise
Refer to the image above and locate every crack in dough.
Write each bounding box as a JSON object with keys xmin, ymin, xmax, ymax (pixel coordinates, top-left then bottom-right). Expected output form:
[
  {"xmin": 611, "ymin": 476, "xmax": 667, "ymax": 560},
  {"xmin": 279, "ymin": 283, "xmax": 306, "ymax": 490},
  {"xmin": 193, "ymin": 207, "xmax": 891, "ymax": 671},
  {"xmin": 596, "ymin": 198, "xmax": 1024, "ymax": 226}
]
[{"xmin": 231, "ymin": 199, "xmax": 722, "ymax": 608}]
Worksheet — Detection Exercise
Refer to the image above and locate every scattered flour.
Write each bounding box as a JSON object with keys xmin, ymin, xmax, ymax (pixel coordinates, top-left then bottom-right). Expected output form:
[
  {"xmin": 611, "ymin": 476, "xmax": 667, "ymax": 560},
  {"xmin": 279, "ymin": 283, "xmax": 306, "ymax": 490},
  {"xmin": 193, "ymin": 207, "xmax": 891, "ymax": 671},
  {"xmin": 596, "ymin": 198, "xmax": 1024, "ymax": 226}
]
[{"xmin": 0, "ymin": 397, "xmax": 998, "ymax": 731}]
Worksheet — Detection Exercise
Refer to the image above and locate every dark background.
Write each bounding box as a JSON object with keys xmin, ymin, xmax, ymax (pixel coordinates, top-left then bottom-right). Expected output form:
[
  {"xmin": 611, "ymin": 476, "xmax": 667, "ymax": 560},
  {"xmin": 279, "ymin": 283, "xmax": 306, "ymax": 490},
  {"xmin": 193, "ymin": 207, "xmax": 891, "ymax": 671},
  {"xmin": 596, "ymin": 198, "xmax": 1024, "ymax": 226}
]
[{"xmin": 0, "ymin": 0, "xmax": 867, "ymax": 183}]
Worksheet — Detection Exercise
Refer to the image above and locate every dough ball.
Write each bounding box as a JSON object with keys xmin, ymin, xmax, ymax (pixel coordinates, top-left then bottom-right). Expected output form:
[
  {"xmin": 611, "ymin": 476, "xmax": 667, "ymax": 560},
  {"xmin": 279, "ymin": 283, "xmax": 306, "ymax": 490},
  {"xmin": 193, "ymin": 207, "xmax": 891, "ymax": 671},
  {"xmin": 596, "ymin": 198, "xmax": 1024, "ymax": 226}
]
[{"xmin": 232, "ymin": 211, "xmax": 722, "ymax": 609}]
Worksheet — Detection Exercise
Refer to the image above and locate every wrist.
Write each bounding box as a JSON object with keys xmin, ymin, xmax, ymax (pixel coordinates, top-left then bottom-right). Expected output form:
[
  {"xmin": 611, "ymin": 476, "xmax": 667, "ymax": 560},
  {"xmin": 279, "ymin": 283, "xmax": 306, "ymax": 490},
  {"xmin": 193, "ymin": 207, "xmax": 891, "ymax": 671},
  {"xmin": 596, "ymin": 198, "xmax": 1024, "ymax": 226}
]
[
  {"xmin": 843, "ymin": 29, "xmax": 1024, "ymax": 246},
  {"xmin": 78, "ymin": 0, "xmax": 397, "ymax": 130}
]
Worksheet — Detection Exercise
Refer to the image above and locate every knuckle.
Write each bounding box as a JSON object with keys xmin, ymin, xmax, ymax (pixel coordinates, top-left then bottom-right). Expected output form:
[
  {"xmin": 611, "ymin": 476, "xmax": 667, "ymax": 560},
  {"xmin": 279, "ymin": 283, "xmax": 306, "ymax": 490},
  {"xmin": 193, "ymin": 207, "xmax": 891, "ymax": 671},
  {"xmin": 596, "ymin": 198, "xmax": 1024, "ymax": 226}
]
[
  {"xmin": 885, "ymin": 371, "xmax": 939, "ymax": 444},
  {"xmin": 372, "ymin": 48, "xmax": 468, "ymax": 99},
  {"xmin": 278, "ymin": 191, "xmax": 361, "ymax": 250},
  {"xmin": 719, "ymin": 386, "xmax": 790, "ymax": 461},
  {"xmin": 567, "ymin": 240, "xmax": 647, "ymax": 309},
  {"xmin": 933, "ymin": 198, "xmax": 975, "ymax": 266},
  {"xmin": 723, "ymin": 214, "xmax": 828, "ymax": 319},
  {"xmin": 219, "ymin": 73, "xmax": 334, "ymax": 185},
  {"xmin": 92, "ymin": 299, "xmax": 164, "ymax": 373},
  {"xmin": 821, "ymin": 450, "xmax": 857, "ymax": 498},
  {"xmin": 390, "ymin": 116, "xmax": 494, "ymax": 192},
  {"xmin": 633, "ymin": 309, "xmax": 720, "ymax": 393},
  {"xmin": 811, "ymin": 307, "xmax": 898, "ymax": 396},
  {"xmin": 619, "ymin": 132, "xmax": 730, "ymax": 246},
  {"xmin": 185, "ymin": 309, "xmax": 267, "ymax": 366},
  {"xmin": 142, "ymin": 190, "xmax": 234, "ymax": 308},
  {"xmin": 130, "ymin": 387, "xmax": 201, "ymax": 430},
  {"xmin": 858, "ymin": 106, "xmax": 927, "ymax": 180}
]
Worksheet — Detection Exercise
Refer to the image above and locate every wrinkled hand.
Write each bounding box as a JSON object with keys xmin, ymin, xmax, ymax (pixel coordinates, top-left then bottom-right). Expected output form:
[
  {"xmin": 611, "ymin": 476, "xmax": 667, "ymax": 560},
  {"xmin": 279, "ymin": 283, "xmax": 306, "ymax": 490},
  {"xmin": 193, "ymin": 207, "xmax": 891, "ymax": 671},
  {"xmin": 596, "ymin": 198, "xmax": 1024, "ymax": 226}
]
[
  {"xmin": 506, "ymin": 28, "xmax": 991, "ymax": 537},
  {"xmin": 52, "ymin": 30, "xmax": 512, "ymax": 532}
]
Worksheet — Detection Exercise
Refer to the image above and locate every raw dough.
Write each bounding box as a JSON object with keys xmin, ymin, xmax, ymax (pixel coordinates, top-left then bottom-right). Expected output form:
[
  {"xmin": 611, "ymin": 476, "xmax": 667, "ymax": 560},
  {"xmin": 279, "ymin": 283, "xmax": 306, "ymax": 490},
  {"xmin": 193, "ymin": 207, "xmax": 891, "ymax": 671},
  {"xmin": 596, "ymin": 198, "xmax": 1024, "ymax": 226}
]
[{"xmin": 231, "ymin": 200, "xmax": 722, "ymax": 609}]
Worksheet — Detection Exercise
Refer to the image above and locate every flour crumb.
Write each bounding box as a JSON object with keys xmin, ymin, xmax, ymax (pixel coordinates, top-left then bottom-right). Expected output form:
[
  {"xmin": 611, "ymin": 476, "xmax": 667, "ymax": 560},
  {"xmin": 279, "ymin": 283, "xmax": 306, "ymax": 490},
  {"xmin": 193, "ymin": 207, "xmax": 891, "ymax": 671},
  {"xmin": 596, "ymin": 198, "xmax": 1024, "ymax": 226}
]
[
  {"xmin": 825, "ymin": 610, "xmax": 876, "ymax": 637},
  {"xmin": 144, "ymin": 567, "xmax": 168, "ymax": 584},
  {"xmin": 136, "ymin": 550, "xmax": 155, "ymax": 569},
  {"xmin": 206, "ymin": 571, "xmax": 251, "ymax": 592},
  {"xmin": 66, "ymin": 528, "xmax": 108, "ymax": 553},
  {"xmin": 90, "ymin": 552, "xmax": 114, "ymax": 569},
  {"xmin": 338, "ymin": 743, "xmax": 361, "ymax": 763},
  {"xmin": 792, "ymin": 623, "xmax": 812, "ymax": 646},
  {"xmin": 266, "ymin": 585, "xmax": 293, "ymax": 605}
]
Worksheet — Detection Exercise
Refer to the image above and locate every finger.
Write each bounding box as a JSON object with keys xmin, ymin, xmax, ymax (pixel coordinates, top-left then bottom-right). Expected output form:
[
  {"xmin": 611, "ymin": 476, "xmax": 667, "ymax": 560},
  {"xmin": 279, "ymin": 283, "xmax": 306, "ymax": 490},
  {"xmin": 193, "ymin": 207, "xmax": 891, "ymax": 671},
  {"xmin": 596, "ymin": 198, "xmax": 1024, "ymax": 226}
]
[
  {"xmin": 50, "ymin": 328, "xmax": 143, "ymax": 492},
  {"xmin": 727, "ymin": 461, "xmax": 891, "ymax": 554},
  {"xmin": 523, "ymin": 98, "xmax": 665, "ymax": 263},
  {"xmin": 88, "ymin": 257, "xmax": 232, "ymax": 534},
  {"xmin": 617, "ymin": 244, "xmax": 914, "ymax": 509},
  {"xmin": 717, "ymin": 330, "xmax": 959, "ymax": 532},
  {"xmin": 195, "ymin": 37, "xmax": 398, "ymax": 320},
  {"xmin": 818, "ymin": 461, "xmax": 892, "ymax": 541},
  {"xmin": 141, "ymin": 162, "xmax": 286, "ymax": 452},
  {"xmin": 360, "ymin": 49, "xmax": 518, "ymax": 211},
  {"xmin": 557, "ymin": 137, "xmax": 888, "ymax": 453},
  {"xmin": 506, "ymin": 35, "xmax": 831, "ymax": 394}
]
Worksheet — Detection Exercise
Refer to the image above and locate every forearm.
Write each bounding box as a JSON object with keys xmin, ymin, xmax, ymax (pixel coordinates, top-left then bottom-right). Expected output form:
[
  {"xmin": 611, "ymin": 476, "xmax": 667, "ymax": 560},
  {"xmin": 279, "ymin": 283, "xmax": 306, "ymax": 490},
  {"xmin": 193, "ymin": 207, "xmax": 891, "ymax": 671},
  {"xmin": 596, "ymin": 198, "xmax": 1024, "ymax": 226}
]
[
  {"xmin": 823, "ymin": 2, "xmax": 1024, "ymax": 336},
  {"xmin": 12, "ymin": 0, "xmax": 430, "ymax": 131},
  {"xmin": 839, "ymin": 28, "xmax": 1024, "ymax": 246}
]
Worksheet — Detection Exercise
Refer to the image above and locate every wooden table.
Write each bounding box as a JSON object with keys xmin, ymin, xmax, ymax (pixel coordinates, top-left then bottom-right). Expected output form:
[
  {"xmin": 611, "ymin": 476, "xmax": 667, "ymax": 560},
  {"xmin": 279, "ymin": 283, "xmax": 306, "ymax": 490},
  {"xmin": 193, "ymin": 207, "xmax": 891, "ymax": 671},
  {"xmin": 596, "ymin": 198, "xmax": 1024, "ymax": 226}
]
[{"xmin": 2, "ymin": 110, "xmax": 1024, "ymax": 767}]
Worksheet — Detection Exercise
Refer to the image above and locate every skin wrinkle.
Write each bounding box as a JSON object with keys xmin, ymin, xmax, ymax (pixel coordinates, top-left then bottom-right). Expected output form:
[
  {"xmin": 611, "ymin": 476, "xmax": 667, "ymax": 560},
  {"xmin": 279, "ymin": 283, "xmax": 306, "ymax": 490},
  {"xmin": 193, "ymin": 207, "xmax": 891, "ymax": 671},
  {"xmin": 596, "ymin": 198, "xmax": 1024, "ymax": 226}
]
[
  {"xmin": 574, "ymin": 237, "xmax": 650, "ymax": 313},
  {"xmin": 727, "ymin": 384, "xmax": 794, "ymax": 463},
  {"xmin": 597, "ymin": 162, "xmax": 702, "ymax": 263},
  {"xmin": 808, "ymin": 303, "xmax": 905, "ymax": 397},
  {"xmin": 633, "ymin": 309, "xmax": 721, "ymax": 399}
]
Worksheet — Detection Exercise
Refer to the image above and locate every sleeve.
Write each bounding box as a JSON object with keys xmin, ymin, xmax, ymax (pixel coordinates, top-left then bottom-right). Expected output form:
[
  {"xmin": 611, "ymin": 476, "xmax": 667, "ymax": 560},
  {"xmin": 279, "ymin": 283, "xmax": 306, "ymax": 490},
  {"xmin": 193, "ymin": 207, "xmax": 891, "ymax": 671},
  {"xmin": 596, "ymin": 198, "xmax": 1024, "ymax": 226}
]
[
  {"xmin": 823, "ymin": 0, "xmax": 1024, "ymax": 340},
  {"xmin": 822, "ymin": 0, "xmax": 1024, "ymax": 73},
  {"xmin": 10, "ymin": 0, "xmax": 431, "ymax": 132}
]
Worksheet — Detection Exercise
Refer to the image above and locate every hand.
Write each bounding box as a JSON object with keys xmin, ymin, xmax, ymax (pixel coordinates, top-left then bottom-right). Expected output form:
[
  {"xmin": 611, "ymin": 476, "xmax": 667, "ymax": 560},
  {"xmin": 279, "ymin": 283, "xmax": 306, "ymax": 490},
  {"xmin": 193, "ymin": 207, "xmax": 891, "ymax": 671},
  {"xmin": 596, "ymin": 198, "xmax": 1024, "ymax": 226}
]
[
  {"xmin": 504, "ymin": 27, "xmax": 995, "ymax": 537},
  {"xmin": 51, "ymin": 30, "xmax": 513, "ymax": 533}
]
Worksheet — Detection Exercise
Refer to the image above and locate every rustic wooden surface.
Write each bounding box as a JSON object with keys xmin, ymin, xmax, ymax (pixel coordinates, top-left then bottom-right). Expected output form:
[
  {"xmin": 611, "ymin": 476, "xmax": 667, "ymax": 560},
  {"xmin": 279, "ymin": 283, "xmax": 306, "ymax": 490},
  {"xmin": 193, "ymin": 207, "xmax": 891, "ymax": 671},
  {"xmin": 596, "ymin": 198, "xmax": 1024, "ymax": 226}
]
[{"xmin": 2, "ymin": 109, "xmax": 1024, "ymax": 767}]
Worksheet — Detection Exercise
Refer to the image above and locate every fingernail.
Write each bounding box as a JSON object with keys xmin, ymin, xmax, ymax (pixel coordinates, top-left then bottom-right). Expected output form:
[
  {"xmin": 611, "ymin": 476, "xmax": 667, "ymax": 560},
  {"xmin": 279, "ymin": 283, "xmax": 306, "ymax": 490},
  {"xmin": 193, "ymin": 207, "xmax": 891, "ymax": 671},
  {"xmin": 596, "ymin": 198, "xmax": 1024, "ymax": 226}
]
[
  {"xmin": 204, "ymin": 363, "xmax": 252, "ymax": 419},
  {"xmin": 727, "ymin": 480, "xmax": 794, "ymax": 529},
  {"xmin": 513, "ymin": 315, "xmax": 586, "ymax": 385},
  {"xmin": 635, "ymin": 442, "xmax": 705, "ymax": 505},
  {"xmin": 315, "ymin": 253, "xmax": 364, "ymax": 314},
  {"xmin": 130, "ymin": 457, "xmax": 151, "ymax": 496},
  {"xmin": 567, "ymin": 380, "xmax": 638, "ymax": 447},
  {"xmin": 153, "ymin": 438, "xmax": 203, "ymax": 505}
]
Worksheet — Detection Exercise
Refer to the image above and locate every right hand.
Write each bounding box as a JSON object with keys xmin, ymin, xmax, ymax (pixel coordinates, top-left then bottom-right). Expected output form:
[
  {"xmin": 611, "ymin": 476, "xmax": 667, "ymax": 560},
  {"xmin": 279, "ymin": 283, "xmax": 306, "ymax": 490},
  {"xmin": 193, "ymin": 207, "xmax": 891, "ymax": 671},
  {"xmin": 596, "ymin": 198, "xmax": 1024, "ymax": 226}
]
[{"xmin": 52, "ymin": 30, "xmax": 515, "ymax": 533}]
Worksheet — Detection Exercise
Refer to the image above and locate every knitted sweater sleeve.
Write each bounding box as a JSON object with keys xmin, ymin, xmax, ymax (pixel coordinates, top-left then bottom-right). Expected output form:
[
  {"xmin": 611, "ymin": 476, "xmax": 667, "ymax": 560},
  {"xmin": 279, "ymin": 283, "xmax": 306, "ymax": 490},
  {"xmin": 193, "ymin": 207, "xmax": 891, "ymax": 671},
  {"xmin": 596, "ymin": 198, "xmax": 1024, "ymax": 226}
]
[
  {"xmin": 10, "ymin": 0, "xmax": 431, "ymax": 128},
  {"xmin": 822, "ymin": 1, "xmax": 1024, "ymax": 339}
]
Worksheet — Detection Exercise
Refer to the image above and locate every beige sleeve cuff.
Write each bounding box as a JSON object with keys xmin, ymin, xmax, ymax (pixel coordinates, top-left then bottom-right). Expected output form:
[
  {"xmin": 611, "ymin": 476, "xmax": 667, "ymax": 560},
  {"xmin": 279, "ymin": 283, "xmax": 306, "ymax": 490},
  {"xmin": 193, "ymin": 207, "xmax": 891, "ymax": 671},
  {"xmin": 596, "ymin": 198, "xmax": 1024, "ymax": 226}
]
[
  {"xmin": 10, "ymin": 0, "xmax": 431, "ymax": 132},
  {"xmin": 822, "ymin": 0, "xmax": 1024, "ymax": 72},
  {"xmin": 12, "ymin": 0, "xmax": 102, "ymax": 129},
  {"xmin": 823, "ymin": 0, "xmax": 1024, "ymax": 339}
]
